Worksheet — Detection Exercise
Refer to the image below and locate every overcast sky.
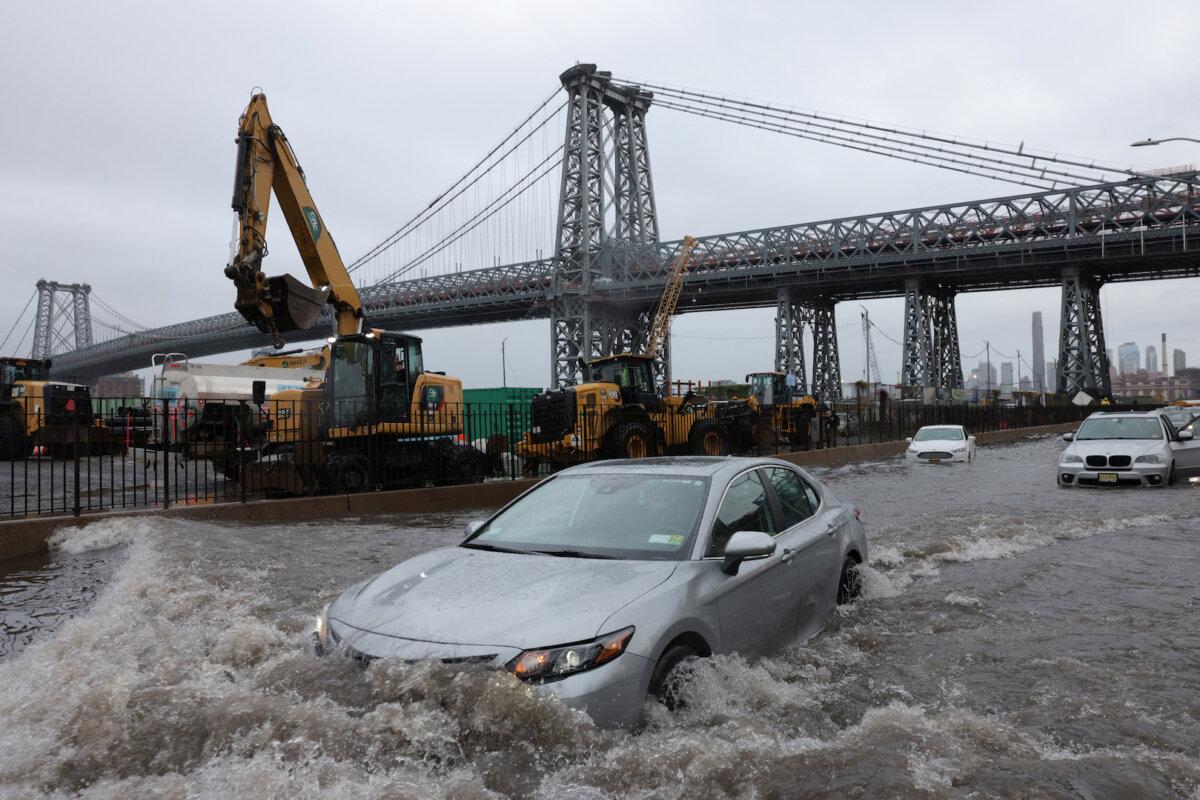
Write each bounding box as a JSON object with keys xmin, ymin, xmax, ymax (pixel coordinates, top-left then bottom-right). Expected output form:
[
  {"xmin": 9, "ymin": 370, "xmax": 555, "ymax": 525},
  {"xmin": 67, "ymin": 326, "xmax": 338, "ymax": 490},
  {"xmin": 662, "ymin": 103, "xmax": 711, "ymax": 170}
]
[{"xmin": 2, "ymin": 1, "xmax": 1198, "ymax": 389}]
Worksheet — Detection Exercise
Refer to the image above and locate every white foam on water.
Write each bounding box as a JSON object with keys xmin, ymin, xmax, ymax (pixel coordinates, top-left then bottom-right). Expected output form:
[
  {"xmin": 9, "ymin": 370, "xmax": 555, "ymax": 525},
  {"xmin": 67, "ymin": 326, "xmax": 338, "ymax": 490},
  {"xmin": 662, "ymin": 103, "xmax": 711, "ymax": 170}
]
[
  {"xmin": 943, "ymin": 593, "xmax": 982, "ymax": 608},
  {"xmin": 47, "ymin": 516, "xmax": 164, "ymax": 554}
]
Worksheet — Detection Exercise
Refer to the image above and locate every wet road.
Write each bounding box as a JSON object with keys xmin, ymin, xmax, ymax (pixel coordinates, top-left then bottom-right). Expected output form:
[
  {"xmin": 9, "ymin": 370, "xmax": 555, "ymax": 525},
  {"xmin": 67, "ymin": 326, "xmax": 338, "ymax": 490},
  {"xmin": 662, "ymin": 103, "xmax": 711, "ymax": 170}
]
[{"xmin": 1, "ymin": 435, "xmax": 1198, "ymax": 798}]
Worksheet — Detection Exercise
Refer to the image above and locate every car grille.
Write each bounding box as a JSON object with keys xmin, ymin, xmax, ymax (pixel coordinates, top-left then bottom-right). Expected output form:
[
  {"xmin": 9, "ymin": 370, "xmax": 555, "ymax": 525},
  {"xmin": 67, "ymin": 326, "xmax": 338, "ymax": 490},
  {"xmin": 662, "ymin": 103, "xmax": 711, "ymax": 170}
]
[
  {"xmin": 338, "ymin": 642, "xmax": 497, "ymax": 668},
  {"xmin": 1085, "ymin": 455, "xmax": 1132, "ymax": 471},
  {"xmin": 918, "ymin": 451, "xmax": 953, "ymax": 459},
  {"xmin": 529, "ymin": 388, "xmax": 575, "ymax": 443}
]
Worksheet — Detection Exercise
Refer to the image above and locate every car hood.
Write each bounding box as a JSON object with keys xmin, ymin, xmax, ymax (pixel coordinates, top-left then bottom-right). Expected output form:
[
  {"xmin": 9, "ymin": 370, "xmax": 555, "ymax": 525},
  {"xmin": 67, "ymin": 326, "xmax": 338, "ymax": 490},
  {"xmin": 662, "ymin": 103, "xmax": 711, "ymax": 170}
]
[
  {"xmin": 328, "ymin": 546, "xmax": 677, "ymax": 650},
  {"xmin": 1067, "ymin": 440, "xmax": 1163, "ymax": 458}
]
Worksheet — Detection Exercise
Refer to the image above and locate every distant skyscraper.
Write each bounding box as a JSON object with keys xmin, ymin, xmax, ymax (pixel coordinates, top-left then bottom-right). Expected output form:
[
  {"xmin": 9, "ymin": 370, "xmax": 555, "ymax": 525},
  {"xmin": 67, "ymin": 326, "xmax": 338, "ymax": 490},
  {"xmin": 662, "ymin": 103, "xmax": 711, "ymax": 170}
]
[
  {"xmin": 1146, "ymin": 345, "xmax": 1158, "ymax": 376},
  {"xmin": 1118, "ymin": 342, "xmax": 1140, "ymax": 375},
  {"xmin": 975, "ymin": 360, "xmax": 997, "ymax": 392},
  {"xmin": 1019, "ymin": 375, "xmax": 1032, "ymax": 392},
  {"xmin": 1046, "ymin": 359, "xmax": 1058, "ymax": 392},
  {"xmin": 1031, "ymin": 311, "xmax": 1045, "ymax": 391},
  {"xmin": 1175, "ymin": 349, "xmax": 1187, "ymax": 374},
  {"xmin": 1000, "ymin": 362, "xmax": 1014, "ymax": 395}
]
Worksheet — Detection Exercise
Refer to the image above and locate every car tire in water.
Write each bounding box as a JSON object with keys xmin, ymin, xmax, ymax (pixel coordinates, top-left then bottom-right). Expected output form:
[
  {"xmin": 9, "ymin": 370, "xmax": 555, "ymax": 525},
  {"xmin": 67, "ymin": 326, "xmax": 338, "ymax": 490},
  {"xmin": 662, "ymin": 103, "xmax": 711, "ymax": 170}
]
[
  {"xmin": 837, "ymin": 557, "xmax": 862, "ymax": 605},
  {"xmin": 649, "ymin": 644, "xmax": 700, "ymax": 711},
  {"xmin": 1168, "ymin": 461, "xmax": 1176, "ymax": 486},
  {"xmin": 605, "ymin": 421, "xmax": 654, "ymax": 460}
]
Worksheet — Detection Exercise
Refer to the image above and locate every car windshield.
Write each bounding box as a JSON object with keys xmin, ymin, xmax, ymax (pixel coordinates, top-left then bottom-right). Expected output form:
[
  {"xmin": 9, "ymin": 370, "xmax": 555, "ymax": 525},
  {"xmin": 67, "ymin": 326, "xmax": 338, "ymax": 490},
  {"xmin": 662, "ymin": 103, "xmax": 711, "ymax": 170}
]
[
  {"xmin": 1076, "ymin": 417, "xmax": 1163, "ymax": 441},
  {"xmin": 465, "ymin": 473, "xmax": 710, "ymax": 560},
  {"xmin": 913, "ymin": 427, "xmax": 964, "ymax": 441}
]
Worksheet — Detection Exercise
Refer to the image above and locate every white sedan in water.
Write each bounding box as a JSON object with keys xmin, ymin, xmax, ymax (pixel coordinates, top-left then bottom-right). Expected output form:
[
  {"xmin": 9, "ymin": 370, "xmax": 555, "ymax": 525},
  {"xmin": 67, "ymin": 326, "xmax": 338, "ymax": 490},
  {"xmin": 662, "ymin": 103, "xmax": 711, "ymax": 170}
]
[{"xmin": 905, "ymin": 425, "xmax": 976, "ymax": 464}]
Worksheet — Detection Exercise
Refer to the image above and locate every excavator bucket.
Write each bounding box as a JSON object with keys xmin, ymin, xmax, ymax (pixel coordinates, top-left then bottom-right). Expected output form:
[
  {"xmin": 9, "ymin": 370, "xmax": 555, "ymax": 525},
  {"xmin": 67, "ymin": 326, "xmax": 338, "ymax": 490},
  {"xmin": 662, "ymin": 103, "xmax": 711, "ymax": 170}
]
[{"xmin": 236, "ymin": 273, "xmax": 329, "ymax": 336}]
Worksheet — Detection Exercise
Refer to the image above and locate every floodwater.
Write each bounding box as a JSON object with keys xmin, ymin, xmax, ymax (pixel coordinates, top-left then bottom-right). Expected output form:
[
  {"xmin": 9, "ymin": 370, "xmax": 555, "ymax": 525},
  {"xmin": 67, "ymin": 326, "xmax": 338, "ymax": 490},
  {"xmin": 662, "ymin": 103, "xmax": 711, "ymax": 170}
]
[{"xmin": 1, "ymin": 436, "xmax": 1198, "ymax": 799}]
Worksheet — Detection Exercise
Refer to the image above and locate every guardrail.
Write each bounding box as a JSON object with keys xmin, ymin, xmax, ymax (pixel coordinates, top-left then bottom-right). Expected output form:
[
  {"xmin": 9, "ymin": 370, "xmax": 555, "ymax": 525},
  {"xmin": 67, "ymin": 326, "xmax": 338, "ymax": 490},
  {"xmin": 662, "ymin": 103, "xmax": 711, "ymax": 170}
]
[{"xmin": 0, "ymin": 395, "xmax": 1144, "ymax": 519}]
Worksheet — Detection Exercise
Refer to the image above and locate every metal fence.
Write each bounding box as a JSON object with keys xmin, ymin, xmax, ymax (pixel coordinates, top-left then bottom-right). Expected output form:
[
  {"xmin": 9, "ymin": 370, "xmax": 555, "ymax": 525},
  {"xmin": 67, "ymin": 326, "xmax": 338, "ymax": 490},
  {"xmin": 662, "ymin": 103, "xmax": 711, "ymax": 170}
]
[{"xmin": 0, "ymin": 395, "xmax": 1144, "ymax": 519}]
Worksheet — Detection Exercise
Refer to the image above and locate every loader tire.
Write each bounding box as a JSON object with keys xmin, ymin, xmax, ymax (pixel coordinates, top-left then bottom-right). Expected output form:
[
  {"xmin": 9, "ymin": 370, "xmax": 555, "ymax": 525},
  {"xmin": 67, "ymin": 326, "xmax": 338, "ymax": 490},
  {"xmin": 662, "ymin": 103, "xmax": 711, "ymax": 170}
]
[
  {"xmin": 603, "ymin": 422, "xmax": 654, "ymax": 461},
  {"xmin": 687, "ymin": 419, "xmax": 727, "ymax": 456}
]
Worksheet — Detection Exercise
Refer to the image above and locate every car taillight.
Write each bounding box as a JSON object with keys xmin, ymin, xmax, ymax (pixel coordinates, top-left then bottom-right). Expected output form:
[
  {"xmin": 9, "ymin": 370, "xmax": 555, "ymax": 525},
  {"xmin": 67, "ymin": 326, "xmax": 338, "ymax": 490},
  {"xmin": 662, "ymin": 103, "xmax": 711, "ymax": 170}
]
[{"xmin": 853, "ymin": 508, "xmax": 863, "ymax": 522}]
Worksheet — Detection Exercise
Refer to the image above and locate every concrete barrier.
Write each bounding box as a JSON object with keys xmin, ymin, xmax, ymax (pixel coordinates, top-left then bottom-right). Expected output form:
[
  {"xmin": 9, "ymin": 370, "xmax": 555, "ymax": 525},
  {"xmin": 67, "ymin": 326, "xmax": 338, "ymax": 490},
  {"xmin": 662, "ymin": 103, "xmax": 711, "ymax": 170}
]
[{"xmin": 0, "ymin": 422, "xmax": 1077, "ymax": 562}]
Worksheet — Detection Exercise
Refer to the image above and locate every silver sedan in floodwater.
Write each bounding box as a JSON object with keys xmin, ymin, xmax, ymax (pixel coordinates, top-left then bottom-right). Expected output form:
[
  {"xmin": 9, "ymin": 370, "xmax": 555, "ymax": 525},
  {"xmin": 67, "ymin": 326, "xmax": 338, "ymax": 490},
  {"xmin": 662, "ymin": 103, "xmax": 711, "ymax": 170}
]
[{"xmin": 315, "ymin": 456, "xmax": 868, "ymax": 729}]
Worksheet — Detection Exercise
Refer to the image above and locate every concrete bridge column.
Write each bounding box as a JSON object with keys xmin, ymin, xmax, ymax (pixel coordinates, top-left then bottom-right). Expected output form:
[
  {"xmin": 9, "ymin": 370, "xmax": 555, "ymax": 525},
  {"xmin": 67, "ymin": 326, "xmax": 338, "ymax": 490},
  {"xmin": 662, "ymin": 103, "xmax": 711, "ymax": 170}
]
[
  {"xmin": 810, "ymin": 298, "xmax": 841, "ymax": 401},
  {"xmin": 1057, "ymin": 266, "xmax": 1111, "ymax": 398},
  {"xmin": 774, "ymin": 287, "xmax": 808, "ymax": 395}
]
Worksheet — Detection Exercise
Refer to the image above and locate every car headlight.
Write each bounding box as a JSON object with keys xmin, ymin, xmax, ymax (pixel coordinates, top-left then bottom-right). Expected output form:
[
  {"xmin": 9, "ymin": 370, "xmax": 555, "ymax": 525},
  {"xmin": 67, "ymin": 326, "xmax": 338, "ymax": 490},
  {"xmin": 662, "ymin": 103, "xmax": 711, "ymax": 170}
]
[
  {"xmin": 314, "ymin": 605, "xmax": 331, "ymax": 654},
  {"xmin": 1061, "ymin": 453, "xmax": 1083, "ymax": 463},
  {"xmin": 1134, "ymin": 454, "xmax": 1162, "ymax": 463},
  {"xmin": 506, "ymin": 626, "xmax": 634, "ymax": 683}
]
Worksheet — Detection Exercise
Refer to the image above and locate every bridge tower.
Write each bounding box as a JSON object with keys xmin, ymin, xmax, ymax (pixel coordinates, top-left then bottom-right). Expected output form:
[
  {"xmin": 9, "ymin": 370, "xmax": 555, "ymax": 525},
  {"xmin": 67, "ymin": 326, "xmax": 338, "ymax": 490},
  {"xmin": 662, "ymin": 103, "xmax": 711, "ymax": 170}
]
[
  {"xmin": 900, "ymin": 279, "xmax": 963, "ymax": 399},
  {"xmin": 550, "ymin": 65, "xmax": 661, "ymax": 388},
  {"xmin": 30, "ymin": 280, "xmax": 93, "ymax": 360},
  {"xmin": 1057, "ymin": 266, "xmax": 1111, "ymax": 398},
  {"xmin": 774, "ymin": 288, "xmax": 809, "ymax": 394},
  {"xmin": 810, "ymin": 298, "xmax": 841, "ymax": 401}
]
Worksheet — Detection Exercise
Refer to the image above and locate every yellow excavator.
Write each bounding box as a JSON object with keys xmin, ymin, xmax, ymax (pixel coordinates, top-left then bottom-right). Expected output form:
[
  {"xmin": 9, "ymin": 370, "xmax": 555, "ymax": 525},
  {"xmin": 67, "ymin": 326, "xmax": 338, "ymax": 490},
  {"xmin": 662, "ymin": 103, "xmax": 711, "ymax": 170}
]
[
  {"xmin": 518, "ymin": 236, "xmax": 727, "ymax": 470},
  {"xmin": 224, "ymin": 91, "xmax": 485, "ymax": 493}
]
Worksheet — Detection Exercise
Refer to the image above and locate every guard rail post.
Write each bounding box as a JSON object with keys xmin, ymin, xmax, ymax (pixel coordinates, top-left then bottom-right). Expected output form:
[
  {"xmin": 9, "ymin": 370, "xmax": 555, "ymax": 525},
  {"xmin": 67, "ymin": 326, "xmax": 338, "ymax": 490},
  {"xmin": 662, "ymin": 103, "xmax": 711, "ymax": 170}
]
[
  {"xmin": 161, "ymin": 398, "xmax": 171, "ymax": 509},
  {"xmin": 72, "ymin": 405, "xmax": 81, "ymax": 517}
]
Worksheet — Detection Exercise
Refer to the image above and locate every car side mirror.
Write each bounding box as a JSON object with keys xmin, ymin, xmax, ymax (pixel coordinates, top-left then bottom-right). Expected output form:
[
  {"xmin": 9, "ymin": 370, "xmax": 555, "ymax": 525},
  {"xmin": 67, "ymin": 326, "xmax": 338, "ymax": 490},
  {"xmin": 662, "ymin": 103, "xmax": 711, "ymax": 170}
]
[
  {"xmin": 1062, "ymin": 432, "xmax": 1075, "ymax": 441},
  {"xmin": 1179, "ymin": 429, "xmax": 1195, "ymax": 441},
  {"xmin": 721, "ymin": 530, "xmax": 776, "ymax": 576},
  {"xmin": 905, "ymin": 437, "xmax": 912, "ymax": 443},
  {"xmin": 464, "ymin": 520, "xmax": 486, "ymax": 536}
]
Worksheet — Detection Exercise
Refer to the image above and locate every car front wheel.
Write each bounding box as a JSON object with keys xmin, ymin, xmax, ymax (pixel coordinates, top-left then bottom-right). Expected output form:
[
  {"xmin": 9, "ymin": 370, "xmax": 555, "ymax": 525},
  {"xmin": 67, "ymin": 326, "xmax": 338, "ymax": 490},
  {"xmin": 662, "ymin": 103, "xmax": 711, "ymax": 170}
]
[
  {"xmin": 649, "ymin": 644, "xmax": 700, "ymax": 711},
  {"xmin": 837, "ymin": 557, "xmax": 862, "ymax": 605}
]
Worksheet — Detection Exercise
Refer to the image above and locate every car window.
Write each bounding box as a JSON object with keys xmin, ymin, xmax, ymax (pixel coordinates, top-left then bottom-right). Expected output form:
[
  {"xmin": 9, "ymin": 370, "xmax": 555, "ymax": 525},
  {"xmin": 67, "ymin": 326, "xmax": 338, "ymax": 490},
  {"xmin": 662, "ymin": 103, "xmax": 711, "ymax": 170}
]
[
  {"xmin": 706, "ymin": 471, "xmax": 776, "ymax": 557},
  {"xmin": 469, "ymin": 473, "xmax": 710, "ymax": 560},
  {"xmin": 764, "ymin": 467, "xmax": 817, "ymax": 529},
  {"xmin": 913, "ymin": 427, "xmax": 964, "ymax": 441},
  {"xmin": 1076, "ymin": 417, "xmax": 1164, "ymax": 441}
]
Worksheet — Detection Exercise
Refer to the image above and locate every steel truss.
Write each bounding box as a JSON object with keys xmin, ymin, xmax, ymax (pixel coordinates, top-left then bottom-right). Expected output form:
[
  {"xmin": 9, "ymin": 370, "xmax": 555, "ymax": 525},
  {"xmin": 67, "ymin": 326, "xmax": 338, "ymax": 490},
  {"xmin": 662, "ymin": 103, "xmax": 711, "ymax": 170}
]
[
  {"xmin": 810, "ymin": 298, "xmax": 841, "ymax": 401},
  {"xmin": 31, "ymin": 280, "xmax": 93, "ymax": 360},
  {"xmin": 901, "ymin": 279, "xmax": 962, "ymax": 398},
  {"xmin": 774, "ymin": 287, "xmax": 809, "ymax": 395},
  {"xmin": 1057, "ymin": 266, "xmax": 1111, "ymax": 397}
]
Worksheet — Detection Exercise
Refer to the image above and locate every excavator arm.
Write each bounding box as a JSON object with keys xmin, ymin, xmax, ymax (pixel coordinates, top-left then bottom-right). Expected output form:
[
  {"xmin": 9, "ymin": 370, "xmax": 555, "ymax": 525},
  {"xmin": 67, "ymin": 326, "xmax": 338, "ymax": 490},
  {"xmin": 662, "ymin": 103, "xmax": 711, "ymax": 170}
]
[
  {"xmin": 225, "ymin": 91, "xmax": 364, "ymax": 347},
  {"xmin": 642, "ymin": 236, "xmax": 697, "ymax": 361}
]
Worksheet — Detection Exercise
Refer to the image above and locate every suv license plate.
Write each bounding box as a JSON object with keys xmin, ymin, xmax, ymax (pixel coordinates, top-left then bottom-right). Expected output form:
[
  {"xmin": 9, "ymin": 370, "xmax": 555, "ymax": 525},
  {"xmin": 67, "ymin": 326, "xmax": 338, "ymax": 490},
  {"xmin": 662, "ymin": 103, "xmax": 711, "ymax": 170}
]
[{"xmin": 1098, "ymin": 472, "xmax": 1118, "ymax": 484}]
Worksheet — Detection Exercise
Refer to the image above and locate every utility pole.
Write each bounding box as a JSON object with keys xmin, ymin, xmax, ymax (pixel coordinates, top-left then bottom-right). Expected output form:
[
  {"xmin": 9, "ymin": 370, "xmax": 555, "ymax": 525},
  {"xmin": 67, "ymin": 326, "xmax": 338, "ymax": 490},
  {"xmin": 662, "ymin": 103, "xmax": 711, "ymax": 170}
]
[
  {"xmin": 985, "ymin": 340, "xmax": 992, "ymax": 401},
  {"xmin": 1016, "ymin": 348, "xmax": 1022, "ymax": 393},
  {"xmin": 501, "ymin": 337, "xmax": 508, "ymax": 388}
]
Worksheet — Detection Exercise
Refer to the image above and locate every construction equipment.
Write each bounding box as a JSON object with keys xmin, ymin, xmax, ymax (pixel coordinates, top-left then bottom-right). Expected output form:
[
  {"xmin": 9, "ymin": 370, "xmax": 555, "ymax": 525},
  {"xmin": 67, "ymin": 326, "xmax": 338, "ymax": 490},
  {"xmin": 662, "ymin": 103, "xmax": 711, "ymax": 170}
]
[
  {"xmin": 739, "ymin": 371, "xmax": 818, "ymax": 449},
  {"xmin": 223, "ymin": 91, "xmax": 485, "ymax": 493},
  {"xmin": 241, "ymin": 346, "xmax": 329, "ymax": 370},
  {"xmin": 0, "ymin": 357, "xmax": 123, "ymax": 459},
  {"xmin": 518, "ymin": 237, "xmax": 727, "ymax": 470}
]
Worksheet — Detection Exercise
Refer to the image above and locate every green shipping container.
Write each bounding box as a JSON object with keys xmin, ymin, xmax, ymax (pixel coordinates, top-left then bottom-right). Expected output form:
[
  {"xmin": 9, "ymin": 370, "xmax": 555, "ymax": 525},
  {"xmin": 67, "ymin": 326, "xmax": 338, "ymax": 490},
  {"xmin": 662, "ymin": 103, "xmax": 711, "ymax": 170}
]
[{"xmin": 463, "ymin": 387, "xmax": 543, "ymax": 446}]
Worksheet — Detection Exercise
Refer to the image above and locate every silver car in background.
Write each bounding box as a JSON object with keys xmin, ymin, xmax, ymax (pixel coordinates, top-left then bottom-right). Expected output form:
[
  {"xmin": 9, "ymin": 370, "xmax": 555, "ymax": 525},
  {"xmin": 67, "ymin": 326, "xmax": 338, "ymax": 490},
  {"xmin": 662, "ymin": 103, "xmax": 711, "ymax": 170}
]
[
  {"xmin": 315, "ymin": 457, "xmax": 868, "ymax": 729},
  {"xmin": 1058, "ymin": 411, "xmax": 1199, "ymax": 487}
]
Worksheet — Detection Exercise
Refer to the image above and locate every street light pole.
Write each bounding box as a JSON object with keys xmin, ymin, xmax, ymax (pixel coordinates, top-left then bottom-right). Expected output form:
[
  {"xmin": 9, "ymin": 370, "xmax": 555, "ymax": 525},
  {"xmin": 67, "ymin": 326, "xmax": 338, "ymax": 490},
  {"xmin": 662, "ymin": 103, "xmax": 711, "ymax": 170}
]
[{"xmin": 1131, "ymin": 137, "xmax": 1200, "ymax": 147}]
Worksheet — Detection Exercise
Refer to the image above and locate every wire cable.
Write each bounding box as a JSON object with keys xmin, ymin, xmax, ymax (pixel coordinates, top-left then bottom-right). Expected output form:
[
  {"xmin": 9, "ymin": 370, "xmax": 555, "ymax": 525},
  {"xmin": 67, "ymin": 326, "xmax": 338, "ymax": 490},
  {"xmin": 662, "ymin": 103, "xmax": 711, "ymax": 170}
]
[{"xmin": 0, "ymin": 290, "xmax": 36, "ymax": 353}]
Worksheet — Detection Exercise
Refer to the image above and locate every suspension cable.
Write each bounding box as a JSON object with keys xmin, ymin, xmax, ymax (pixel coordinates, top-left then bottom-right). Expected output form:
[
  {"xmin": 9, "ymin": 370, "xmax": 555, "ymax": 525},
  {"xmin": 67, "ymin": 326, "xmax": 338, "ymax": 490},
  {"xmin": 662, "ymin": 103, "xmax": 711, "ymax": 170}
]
[
  {"xmin": 347, "ymin": 88, "xmax": 564, "ymax": 273},
  {"xmin": 0, "ymin": 290, "xmax": 36, "ymax": 353}
]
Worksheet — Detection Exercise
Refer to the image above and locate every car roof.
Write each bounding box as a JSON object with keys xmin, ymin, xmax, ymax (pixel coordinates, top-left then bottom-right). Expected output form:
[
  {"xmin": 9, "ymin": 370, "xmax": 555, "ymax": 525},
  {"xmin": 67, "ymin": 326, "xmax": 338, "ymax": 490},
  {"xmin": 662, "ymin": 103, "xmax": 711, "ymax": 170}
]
[
  {"xmin": 561, "ymin": 456, "xmax": 794, "ymax": 480},
  {"xmin": 917, "ymin": 424, "xmax": 963, "ymax": 429},
  {"xmin": 1086, "ymin": 410, "xmax": 1159, "ymax": 418}
]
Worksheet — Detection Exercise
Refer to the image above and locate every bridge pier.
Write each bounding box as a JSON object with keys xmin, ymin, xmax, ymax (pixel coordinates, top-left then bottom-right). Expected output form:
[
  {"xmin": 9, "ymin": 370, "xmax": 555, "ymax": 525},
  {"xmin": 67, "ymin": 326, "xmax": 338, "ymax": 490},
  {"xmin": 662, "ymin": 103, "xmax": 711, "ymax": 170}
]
[
  {"xmin": 1057, "ymin": 266, "xmax": 1112, "ymax": 398},
  {"xmin": 901, "ymin": 279, "xmax": 962, "ymax": 399},
  {"xmin": 810, "ymin": 298, "xmax": 841, "ymax": 401},
  {"xmin": 774, "ymin": 288, "xmax": 809, "ymax": 395}
]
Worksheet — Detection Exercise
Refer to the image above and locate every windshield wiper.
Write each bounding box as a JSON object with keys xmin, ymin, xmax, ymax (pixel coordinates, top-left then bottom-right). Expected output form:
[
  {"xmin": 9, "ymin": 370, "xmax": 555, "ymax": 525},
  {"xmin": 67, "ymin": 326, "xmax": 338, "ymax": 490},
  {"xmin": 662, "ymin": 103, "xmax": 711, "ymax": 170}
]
[
  {"xmin": 531, "ymin": 549, "xmax": 619, "ymax": 560},
  {"xmin": 460, "ymin": 542, "xmax": 529, "ymax": 555}
]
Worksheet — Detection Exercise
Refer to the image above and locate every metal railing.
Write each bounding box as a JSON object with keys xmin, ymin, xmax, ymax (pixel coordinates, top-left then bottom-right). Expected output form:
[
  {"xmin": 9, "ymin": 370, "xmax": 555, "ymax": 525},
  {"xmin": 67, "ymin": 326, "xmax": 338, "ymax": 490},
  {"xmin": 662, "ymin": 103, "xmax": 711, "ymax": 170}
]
[{"xmin": 0, "ymin": 395, "xmax": 1143, "ymax": 519}]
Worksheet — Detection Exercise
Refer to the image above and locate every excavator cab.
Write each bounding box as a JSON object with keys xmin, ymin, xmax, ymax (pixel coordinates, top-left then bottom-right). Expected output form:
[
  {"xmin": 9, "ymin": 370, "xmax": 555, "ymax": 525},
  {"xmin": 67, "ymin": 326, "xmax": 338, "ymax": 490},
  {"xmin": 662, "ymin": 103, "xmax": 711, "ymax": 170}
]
[
  {"xmin": 588, "ymin": 354, "xmax": 659, "ymax": 406},
  {"xmin": 326, "ymin": 331, "xmax": 425, "ymax": 429}
]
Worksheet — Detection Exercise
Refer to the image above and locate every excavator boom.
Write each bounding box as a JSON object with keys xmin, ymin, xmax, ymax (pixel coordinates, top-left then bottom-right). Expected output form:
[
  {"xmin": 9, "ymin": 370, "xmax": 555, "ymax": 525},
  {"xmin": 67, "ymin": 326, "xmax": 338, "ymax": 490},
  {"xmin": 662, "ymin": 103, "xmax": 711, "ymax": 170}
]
[
  {"xmin": 642, "ymin": 236, "xmax": 697, "ymax": 361},
  {"xmin": 225, "ymin": 92, "xmax": 363, "ymax": 346}
]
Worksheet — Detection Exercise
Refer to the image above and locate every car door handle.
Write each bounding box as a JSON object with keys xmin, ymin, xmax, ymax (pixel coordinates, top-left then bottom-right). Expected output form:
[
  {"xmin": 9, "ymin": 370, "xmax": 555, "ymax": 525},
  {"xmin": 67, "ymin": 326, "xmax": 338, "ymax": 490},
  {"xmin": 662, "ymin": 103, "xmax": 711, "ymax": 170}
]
[
  {"xmin": 824, "ymin": 522, "xmax": 839, "ymax": 537},
  {"xmin": 780, "ymin": 547, "xmax": 796, "ymax": 563}
]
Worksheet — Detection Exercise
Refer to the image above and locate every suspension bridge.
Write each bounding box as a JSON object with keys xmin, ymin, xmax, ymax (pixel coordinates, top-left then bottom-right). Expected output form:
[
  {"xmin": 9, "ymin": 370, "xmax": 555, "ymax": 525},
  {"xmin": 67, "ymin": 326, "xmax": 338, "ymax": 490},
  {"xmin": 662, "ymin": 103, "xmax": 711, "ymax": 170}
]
[{"xmin": 13, "ymin": 64, "xmax": 1200, "ymax": 398}]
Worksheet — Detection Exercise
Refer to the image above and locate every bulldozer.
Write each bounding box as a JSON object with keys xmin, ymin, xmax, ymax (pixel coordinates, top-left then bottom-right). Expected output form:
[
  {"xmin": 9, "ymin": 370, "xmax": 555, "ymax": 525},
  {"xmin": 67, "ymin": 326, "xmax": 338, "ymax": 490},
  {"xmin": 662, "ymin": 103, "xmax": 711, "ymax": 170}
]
[
  {"xmin": 0, "ymin": 357, "xmax": 124, "ymax": 459},
  {"xmin": 517, "ymin": 237, "xmax": 729, "ymax": 471},
  {"xmin": 738, "ymin": 371, "xmax": 819, "ymax": 450},
  {"xmin": 222, "ymin": 91, "xmax": 487, "ymax": 494}
]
